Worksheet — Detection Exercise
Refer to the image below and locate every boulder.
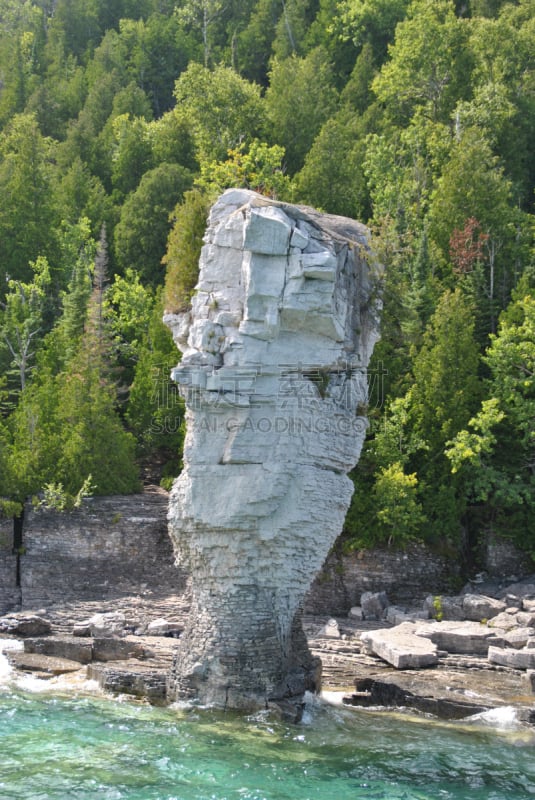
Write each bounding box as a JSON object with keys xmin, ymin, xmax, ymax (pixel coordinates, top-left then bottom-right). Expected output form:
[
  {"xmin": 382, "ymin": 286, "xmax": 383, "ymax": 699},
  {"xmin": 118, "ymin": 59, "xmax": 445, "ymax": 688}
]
[
  {"xmin": 503, "ymin": 628, "xmax": 534, "ymax": 650},
  {"xmin": 348, "ymin": 606, "xmax": 362, "ymax": 620},
  {"xmin": 515, "ymin": 611, "xmax": 535, "ymax": 627},
  {"xmin": 461, "ymin": 593, "xmax": 506, "ymax": 621},
  {"xmin": 81, "ymin": 612, "xmax": 126, "ymax": 638},
  {"xmin": 423, "ymin": 595, "xmax": 464, "ymax": 621},
  {"xmin": 267, "ymin": 698, "xmax": 305, "ymax": 724},
  {"xmin": 488, "ymin": 611, "xmax": 520, "ymax": 630},
  {"xmin": 72, "ymin": 621, "xmax": 92, "ymax": 637},
  {"xmin": 386, "ymin": 606, "xmax": 429, "ymax": 625},
  {"xmin": 146, "ymin": 618, "xmax": 183, "ymax": 637},
  {"xmin": 361, "ymin": 591, "xmax": 389, "ymax": 621},
  {"xmin": 497, "ymin": 581, "xmax": 535, "ymax": 601},
  {"xmin": 488, "ymin": 646, "xmax": 535, "ymax": 670},
  {"xmin": 0, "ymin": 614, "xmax": 51, "ymax": 637},
  {"xmin": 360, "ymin": 623, "xmax": 438, "ymax": 669},
  {"xmin": 416, "ymin": 620, "xmax": 505, "ymax": 656}
]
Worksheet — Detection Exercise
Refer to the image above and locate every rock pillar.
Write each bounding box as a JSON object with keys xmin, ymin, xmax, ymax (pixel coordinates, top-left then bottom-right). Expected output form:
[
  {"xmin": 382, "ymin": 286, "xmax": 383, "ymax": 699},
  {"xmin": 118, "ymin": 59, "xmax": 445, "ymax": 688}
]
[{"xmin": 165, "ymin": 189, "xmax": 381, "ymax": 709}]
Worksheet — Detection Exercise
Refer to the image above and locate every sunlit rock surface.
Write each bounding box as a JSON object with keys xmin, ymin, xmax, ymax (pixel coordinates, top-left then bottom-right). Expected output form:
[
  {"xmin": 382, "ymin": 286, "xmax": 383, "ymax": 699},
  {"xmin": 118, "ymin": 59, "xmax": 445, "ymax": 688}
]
[{"xmin": 165, "ymin": 189, "xmax": 381, "ymax": 709}]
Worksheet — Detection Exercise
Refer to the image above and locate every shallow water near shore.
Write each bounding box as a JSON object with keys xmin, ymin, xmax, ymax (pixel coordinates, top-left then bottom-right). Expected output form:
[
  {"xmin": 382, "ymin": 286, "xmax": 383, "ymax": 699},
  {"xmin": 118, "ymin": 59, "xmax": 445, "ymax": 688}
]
[{"xmin": 1, "ymin": 642, "xmax": 535, "ymax": 800}]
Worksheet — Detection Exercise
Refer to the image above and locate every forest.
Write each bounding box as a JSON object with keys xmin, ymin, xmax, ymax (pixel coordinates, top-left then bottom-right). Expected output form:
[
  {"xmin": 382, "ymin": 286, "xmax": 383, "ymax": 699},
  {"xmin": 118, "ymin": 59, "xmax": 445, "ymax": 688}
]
[{"xmin": 0, "ymin": 0, "xmax": 533, "ymax": 571}]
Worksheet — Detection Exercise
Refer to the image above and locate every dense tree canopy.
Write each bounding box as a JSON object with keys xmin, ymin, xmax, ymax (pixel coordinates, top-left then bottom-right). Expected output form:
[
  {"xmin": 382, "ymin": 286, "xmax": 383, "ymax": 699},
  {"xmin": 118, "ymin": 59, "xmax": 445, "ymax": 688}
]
[{"xmin": 0, "ymin": 0, "xmax": 533, "ymax": 574}]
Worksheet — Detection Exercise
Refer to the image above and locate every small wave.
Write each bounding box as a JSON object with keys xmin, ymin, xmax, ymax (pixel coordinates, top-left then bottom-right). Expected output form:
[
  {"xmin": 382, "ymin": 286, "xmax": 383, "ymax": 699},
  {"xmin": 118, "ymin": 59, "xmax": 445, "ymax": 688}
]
[{"xmin": 468, "ymin": 706, "xmax": 521, "ymax": 729}]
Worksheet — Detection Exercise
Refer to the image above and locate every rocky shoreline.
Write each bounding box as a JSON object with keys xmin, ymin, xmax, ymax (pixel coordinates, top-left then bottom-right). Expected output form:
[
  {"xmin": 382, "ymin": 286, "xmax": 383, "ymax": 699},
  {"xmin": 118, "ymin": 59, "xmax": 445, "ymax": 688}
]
[{"xmin": 1, "ymin": 575, "xmax": 534, "ymax": 724}]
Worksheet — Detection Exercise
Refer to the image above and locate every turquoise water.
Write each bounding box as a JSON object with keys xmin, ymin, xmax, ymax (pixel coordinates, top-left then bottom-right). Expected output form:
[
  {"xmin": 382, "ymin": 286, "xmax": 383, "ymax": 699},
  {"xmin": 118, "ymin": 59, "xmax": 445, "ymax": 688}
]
[{"xmin": 1, "ymin": 645, "xmax": 535, "ymax": 800}]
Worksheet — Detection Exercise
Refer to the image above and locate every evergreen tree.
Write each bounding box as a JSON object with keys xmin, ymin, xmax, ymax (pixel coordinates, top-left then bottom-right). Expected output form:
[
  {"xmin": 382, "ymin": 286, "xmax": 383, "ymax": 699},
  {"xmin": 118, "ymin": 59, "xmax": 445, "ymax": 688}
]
[
  {"xmin": 265, "ymin": 47, "xmax": 338, "ymax": 174},
  {"xmin": 446, "ymin": 291, "xmax": 535, "ymax": 552},
  {"xmin": 114, "ymin": 163, "xmax": 193, "ymax": 284},
  {"xmin": 0, "ymin": 114, "xmax": 59, "ymax": 291},
  {"xmin": 54, "ymin": 227, "xmax": 140, "ymax": 494}
]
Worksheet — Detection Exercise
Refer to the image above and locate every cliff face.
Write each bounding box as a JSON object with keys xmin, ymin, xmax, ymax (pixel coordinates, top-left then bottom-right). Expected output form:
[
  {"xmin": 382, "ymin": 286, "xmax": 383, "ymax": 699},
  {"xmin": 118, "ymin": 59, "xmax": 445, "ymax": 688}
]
[{"xmin": 165, "ymin": 189, "xmax": 381, "ymax": 709}]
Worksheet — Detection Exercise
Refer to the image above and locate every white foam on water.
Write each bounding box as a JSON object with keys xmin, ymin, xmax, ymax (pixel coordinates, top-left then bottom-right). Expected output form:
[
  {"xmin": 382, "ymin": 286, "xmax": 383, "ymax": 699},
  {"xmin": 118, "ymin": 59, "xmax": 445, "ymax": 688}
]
[
  {"xmin": 468, "ymin": 706, "xmax": 521, "ymax": 729},
  {"xmin": 0, "ymin": 637, "xmax": 23, "ymax": 685},
  {"xmin": 0, "ymin": 637, "xmax": 103, "ymax": 696},
  {"xmin": 320, "ymin": 690, "xmax": 345, "ymax": 706},
  {"xmin": 13, "ymin": 668, "xmax": 101, "ymax": 695}
]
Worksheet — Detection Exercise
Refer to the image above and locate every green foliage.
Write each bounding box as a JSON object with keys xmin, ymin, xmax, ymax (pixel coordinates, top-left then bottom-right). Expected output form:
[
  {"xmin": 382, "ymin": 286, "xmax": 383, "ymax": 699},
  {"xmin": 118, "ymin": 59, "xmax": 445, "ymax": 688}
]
[
  {"xmin": 236, "ymin": 0, "xmax": 279, "ymax": 84},
  {"xmin": 410, "ymin": 289, "xmax": 481, "ymax": 449},
  {"xmin": 8, "ymin": 370, "xmax": 65, "ymax": 503},
  {"xmin": 0, "ymin": 409, "xmax": 17, "ymax": 515},
  {"xmin": 173, "ymin": 62, "xmax": 264, "ymax": 164},
  {"xmin": 345, "ymin": 458, "xmax": 426, "ymax": 549},
  {"xmin": 114, "ymin": 162, "xmax": 193, "ymax": 284},
  {"xmin": 271, "ymin": 0, "xmax": 316, "ymax": 60},
  {"xmin": 372, "ymin": 0, "xmax": 472, "ymax": 125},
  {"xmin": 265, "ymin": 48, "xmax": 338, "ymax": 174},
  {"xmin": 110, "ymin": 113, "xmax": 154, "ymax": 198},
  {"xmin": 446, "ymin": 292, "xmax": 535, "ymax": 547},
  {"xmin": 338, "ymin": 0, "xmax": 410, "ymax": 58},
  {"xmin": 0, "ymin": 256, "xmax": 51, "ymax": 394},
  {"xmin": 0, "ymin": 114, "xmax": 59, "ymax": 290},
  {"xmin": 125, "ymin": 290, "xmax": 185, "ymax": 481},
  {"xmin": 53, "ymin": 363, "xmax": 140, "ymax": 495},
  {"xmin": 37, "ymin": 475, "xmax": 95, "ymax": 512},
  {"xmin": 373, "ymin": 462, "xmax": 426, "ymax": 545},
  {"xmin": 432, "ymin": 595, "xmax": 443, "ymax": 622},
  {"xmin": 428, "ymin": 128, "xmax": 520, "ymax": 261},
  {"xmin": 118, "ymin": 13, "xmax": 196, "ymax": 116},
  {"xmin": 163, "ymin": 189, "xmax": 211, "ymax": 313},
  {"xmin": 294, "ymin": 109, "xmax": 370, "ymax": 218},
  {"xmin": 54, "ymin": 218, "xmax": 97, "ymax": 357},
  {"xmin": 7, "ymin": 232, "xmax": 140, "ymax": 501},
  {"xmin": 196, "ymin": 140, "xmax": 292, "ymax": 199},
  {"xmin": 107, "ymin": 267, "xmax": 154, "ymax": 356}
]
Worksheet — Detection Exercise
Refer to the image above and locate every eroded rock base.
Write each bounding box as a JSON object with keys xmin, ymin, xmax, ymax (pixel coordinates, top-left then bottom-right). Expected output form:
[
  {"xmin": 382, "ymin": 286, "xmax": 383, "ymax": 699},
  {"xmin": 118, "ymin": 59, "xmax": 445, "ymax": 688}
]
[{"xmin": 167, "ymin": 599, "xmax": 321, "ymax": 709}]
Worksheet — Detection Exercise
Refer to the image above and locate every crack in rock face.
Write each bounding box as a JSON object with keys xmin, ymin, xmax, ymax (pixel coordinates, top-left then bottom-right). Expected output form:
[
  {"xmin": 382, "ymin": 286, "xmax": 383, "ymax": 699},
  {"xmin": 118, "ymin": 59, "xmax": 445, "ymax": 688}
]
[{"xmin": 164, "ymin": 189, "xmax": 382, "ymax": 710}]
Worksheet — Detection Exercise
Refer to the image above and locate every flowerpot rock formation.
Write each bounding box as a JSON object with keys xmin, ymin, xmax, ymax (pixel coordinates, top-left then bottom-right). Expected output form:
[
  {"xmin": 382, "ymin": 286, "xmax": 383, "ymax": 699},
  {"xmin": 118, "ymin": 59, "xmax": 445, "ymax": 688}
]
[{"xmin": 164, "ymin": 188, "xmax": 381, "ymax": 710}]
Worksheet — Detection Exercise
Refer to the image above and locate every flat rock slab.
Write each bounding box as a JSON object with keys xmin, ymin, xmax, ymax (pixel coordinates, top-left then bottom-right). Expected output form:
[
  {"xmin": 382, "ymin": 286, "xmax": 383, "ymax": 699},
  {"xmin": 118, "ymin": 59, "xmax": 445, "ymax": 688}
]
[
  {"xmin": 24, "ymin": 636, "xmax": 93, "ymax": 664},
  {"xmin": 7, "ymin": 651, "xmax": 83, "ymax": 675},
  {"xmin": 361, "ymin": 623, "xmax": 438, "ymax": 669},
  {"xmin": 488, "ymin": 646, "xmax": 535, "ymax": 670},
  {"xmin": 415, "ymin": 621, "xmax": 506, "ymax": 655}
]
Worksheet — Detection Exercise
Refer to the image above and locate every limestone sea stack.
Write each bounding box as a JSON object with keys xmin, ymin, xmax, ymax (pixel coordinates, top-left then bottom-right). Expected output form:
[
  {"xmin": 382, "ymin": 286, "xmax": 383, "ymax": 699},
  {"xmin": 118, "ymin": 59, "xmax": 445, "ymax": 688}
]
[{"xmin": 164, "ymin": 189, "xmax": 381, "ymax": 710}]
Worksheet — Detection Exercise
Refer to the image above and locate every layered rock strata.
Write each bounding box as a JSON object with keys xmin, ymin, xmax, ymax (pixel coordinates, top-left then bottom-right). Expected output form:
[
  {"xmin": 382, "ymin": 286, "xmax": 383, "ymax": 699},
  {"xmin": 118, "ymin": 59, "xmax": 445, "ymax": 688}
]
[{"xmin": 165, "ymin": 189, "xmax": 381, "ymax": 709}]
